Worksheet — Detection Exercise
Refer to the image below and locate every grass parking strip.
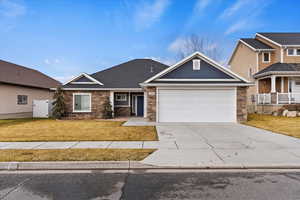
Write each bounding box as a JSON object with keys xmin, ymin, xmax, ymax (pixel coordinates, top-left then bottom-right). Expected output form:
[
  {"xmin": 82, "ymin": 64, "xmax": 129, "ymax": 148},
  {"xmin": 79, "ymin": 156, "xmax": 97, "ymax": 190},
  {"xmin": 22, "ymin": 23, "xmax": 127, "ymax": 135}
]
[{"xmin": 0, "ymin": 149, "xmax": 156, "ymax": 162}]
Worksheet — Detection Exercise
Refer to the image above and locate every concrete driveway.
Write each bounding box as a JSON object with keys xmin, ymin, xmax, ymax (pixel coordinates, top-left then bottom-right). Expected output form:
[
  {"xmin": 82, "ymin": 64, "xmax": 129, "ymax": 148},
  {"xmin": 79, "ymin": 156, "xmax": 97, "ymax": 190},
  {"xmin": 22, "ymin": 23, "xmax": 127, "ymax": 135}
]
[{"xmin": 142, "ymin": 123, "xmax": 300, "ymax": 168}]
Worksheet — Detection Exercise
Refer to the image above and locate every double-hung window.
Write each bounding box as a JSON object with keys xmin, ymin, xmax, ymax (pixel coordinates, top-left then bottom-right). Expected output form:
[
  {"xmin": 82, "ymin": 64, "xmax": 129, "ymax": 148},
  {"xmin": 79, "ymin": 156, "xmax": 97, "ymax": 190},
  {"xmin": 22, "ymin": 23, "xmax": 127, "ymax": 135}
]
[
  {"xmin": 17, "ymin": 95, "xmax": 28, "ymax": 105},
  {"xmin": 262, "ymin": 52, "xmax": 270, "ymax": 63},
  {"xmin": 73, "ymin": 93, "xmax": 91, "ymax": 112}
]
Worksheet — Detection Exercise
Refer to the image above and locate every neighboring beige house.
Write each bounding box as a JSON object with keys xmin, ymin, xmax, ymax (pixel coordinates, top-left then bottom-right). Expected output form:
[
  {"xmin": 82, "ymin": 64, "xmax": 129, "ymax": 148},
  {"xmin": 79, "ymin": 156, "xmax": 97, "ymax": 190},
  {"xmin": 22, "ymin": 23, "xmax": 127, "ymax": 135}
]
[
  {"xmin": 229, "ymin": 32, "xmax": 300, "ymax": 114},
  {"xmin": 0, "ymin": 60, "xmax": 61, "ymax": 119}
]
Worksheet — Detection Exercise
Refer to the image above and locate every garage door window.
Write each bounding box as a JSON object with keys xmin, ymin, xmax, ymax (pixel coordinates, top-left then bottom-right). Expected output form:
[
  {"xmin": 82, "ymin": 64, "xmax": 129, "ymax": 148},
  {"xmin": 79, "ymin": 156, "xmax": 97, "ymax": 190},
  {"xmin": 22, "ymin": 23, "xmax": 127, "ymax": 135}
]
[{"xmin": 73, "ymin": 93, "xmax": 91, "ymax": 112}]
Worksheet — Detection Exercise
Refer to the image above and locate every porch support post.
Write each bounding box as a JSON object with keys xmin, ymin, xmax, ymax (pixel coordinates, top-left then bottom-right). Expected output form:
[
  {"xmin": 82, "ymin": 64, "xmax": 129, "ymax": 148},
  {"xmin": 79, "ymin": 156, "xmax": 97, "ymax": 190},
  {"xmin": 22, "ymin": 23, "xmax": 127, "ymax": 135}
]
[
  {"xmin": 271, "ymin": 75, "xmax": 276, "ymax": 93},
  {"xmin": 281, "ymin": 77, "xmax": 284, "ymax": 93},
  {"xmin": 271, "ymin": 76, "xmax": 277, "ymax": 104},
  {"xmin": 110, "ymin": 91, "xmax": 114, "ymax": 117}
]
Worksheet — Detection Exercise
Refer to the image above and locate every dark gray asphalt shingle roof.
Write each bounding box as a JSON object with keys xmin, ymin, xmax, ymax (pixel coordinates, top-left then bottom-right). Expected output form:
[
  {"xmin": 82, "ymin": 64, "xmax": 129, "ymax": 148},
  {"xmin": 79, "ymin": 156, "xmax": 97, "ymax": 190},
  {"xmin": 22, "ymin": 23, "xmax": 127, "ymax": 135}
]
[
  {"xmin": 0, "ymin": 60, "xmax": 61, "ymax": 89},
  {"xmin": 257, "ymin": 32, "xmax": 300, "ymax": 45},
  {"xmin": 63, "ymin": 59, "xmax": 168, "ymax": 89},
  {"xmin": 151, "ymin": 80, "xmax": 245, "ymax": 84},
  {"xmin": 254, "ymin": 63, "xmax": 300, "ymax": 77},
  {"xmin": 240, "ymin": 38, "xmax": 274, "ymax": 50}
]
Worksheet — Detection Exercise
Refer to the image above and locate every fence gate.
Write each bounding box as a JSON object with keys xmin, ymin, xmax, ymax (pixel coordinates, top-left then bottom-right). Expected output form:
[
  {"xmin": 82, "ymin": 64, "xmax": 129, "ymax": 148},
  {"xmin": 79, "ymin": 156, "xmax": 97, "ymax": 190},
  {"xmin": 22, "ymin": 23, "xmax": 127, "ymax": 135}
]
[{"xmin": 33, "ymin": 100, "xmax": 52, "ymax": 118}]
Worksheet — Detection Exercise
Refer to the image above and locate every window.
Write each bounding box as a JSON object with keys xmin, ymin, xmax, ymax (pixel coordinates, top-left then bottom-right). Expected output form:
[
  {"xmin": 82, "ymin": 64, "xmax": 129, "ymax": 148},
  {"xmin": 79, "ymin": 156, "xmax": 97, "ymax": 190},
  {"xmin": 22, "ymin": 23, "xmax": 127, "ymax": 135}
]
[
  {"xmin": 287, "ymin": 48, "xmax": 300, "ymax": 56},
  {"xmin": 73, "ymin": 93, "xmax": 91, "ymax": 112},
  {"xmin": 115, "ymin": 94, "xmax": 127, "ymax": 101},
  {"xmin": 17, "ymin": 95, "xmax": 28, "ymax": 105},
  {"xmin": 192, "ymin": 59, "xmax": 201, "ymax": 70},
  {"xmin": 287, "ymin": 48, "xmax": 294, "ymax": 56},
  {"xmin": 262, "ymin": 52, "xmax": 270, "ymax": 63}
]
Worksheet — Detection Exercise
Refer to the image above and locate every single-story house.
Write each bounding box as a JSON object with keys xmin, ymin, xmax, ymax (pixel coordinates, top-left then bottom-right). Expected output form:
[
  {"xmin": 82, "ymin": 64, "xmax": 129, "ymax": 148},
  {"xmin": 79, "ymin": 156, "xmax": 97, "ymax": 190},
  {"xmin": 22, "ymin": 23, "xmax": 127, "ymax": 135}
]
[
  {"xmin": 0, "ymin": 60, "xmax": 61, "ymax": 119},
  {"xmin": 61, "ymin": 52, "xmax": 252, "ymax": 122}
]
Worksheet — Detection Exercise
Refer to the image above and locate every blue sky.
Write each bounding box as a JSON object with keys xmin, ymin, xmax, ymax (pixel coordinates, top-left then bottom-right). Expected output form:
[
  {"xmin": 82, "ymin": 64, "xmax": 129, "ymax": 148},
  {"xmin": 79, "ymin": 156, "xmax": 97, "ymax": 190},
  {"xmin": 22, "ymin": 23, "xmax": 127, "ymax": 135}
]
[{"xmin": 0, "ymin": 0, "xmax": 300, "ymax": 82}]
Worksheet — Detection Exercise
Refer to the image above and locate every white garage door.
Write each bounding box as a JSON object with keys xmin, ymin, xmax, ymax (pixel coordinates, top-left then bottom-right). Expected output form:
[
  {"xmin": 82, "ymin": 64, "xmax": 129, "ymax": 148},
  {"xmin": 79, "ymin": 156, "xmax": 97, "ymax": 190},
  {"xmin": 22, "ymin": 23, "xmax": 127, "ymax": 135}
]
[{"xmin": 158, "ymin": 88, "xmax": 236, "ymax": 122}]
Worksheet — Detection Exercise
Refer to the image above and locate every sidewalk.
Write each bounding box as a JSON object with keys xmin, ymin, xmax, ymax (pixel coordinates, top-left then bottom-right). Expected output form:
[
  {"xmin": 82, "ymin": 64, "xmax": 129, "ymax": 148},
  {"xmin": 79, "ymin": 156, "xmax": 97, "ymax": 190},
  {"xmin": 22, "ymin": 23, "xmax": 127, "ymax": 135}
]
[{"xmin": 0, "ymin": 141, "xmax": 159, "ymax": 150}]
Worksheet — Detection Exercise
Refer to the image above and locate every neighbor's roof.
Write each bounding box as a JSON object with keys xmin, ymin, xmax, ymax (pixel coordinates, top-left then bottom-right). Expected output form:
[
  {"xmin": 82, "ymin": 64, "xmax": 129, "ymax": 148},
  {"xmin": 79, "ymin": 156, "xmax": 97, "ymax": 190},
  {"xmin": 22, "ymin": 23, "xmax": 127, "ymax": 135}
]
[
  {"xmin": 240, "ymin": 38, "xmax": 274, "ymax": 50},
  {"xmin": 63, "ymin": 59, "xmax": 168, "ymax": 89},
  {"xmin": 257, "ymin": 32, "xmax": 300, "ymax": 46},
  {"xmin": 0, "ymin": 60, "xmax": 61, "ymax": 89},
  {"xmin": 254, "ymin": 63, "xmax": 300, "ymax": 78}
]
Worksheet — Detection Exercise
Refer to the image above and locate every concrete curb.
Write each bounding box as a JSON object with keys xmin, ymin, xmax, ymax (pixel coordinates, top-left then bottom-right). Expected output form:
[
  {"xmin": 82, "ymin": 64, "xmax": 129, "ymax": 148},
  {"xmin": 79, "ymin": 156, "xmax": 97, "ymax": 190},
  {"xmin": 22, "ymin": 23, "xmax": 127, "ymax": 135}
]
[{"xmin": 1, "ymin": 161, "xmax": 300, "ymax": 171}]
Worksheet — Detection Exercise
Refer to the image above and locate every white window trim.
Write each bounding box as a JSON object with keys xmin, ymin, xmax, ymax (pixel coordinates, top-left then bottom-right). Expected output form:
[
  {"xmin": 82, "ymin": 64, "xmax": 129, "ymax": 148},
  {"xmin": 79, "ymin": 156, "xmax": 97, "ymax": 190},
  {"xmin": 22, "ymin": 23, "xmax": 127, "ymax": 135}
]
[
  {"xmin": 262, "ymin": 52, "xmax": 271, "ymax": 63},
  {"xmin": 287, "ymin": 48, "xmax": 300, "ymax": 56},
  {"xmin": 115, "ymin": 93, "xmax": 127, "ymax": 101},
  {"xmin": 73, "ymin": 93, "xmax": 92, "ymax": 113}
]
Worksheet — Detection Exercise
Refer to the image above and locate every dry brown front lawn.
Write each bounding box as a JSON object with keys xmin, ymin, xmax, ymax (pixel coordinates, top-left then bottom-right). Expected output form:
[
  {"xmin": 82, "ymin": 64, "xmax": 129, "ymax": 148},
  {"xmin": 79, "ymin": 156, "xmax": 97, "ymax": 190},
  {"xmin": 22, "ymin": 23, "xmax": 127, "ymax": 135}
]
[
  {"xmin": 244, "ymin": 114, "xmax": 300, "ymax": 138},
  {"xmin": 0, "ymin": 119, "xmax": 158, "ymax": 142},
  {"xmin": 0, "ymin": 148, "xmax": 155, "ymax": 162}
]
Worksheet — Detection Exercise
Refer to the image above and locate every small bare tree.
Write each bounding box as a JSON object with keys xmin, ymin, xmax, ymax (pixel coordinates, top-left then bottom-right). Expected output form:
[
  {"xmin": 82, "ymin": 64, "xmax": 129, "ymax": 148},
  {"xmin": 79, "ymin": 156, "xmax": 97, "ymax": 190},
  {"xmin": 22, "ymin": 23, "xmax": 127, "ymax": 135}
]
[{"xmin": 176, "ymin": 34, "xmax": 223, "ymax": 62}]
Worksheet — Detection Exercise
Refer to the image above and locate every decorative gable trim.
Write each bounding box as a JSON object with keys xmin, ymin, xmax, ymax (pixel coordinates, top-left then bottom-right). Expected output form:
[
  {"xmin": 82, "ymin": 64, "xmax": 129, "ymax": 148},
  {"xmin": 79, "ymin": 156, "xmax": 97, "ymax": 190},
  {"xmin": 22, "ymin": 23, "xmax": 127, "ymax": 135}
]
[
  {"xmin": 63, "ymin": 73, "xmax": 104, "ymax": 86},
  {"xmin": 143, "ymin": 51, "xmax": 249, "ymax": 84}
]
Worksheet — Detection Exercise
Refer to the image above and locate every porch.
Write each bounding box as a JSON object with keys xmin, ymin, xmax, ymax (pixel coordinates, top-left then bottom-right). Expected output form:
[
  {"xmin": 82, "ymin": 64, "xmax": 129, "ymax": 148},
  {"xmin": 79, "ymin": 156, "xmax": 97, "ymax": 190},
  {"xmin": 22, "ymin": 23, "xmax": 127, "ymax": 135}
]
[
  {"xmin": 110, "ymin": 91, "xmax": 147, "ymax": 117},
  {"xmin": 256, "ymin": 75, "xmax": 300, "ymax": 105}
]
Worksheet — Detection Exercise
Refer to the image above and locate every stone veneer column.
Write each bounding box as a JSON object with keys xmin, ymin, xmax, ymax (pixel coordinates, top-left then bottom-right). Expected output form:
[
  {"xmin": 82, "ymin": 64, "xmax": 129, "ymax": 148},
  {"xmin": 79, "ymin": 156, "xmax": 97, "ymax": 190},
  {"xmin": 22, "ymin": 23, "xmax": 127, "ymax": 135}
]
[
  {"xmin": 237, "ymin": 87, "xmax": 248, "ymax": 122},
  {"xmin": 145, "ymin": 87, "xmax": 156, "ymax": 121}
]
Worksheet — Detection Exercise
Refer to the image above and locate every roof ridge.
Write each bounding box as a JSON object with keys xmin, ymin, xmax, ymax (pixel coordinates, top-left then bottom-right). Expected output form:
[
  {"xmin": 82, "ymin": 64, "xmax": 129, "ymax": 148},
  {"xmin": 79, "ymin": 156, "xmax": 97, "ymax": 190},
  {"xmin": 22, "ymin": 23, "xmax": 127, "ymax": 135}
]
[{"xmin": 91, "ymin": 58, "xmax": 168, "ymax": 76}]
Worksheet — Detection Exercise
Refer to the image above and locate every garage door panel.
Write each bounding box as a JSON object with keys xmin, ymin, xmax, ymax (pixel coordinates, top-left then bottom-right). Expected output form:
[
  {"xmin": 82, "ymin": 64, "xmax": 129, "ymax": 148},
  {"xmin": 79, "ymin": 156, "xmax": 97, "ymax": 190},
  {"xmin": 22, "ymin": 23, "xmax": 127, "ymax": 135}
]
[{"xmin": 158, "ymin": 89, "xmax": 236, "ymax": 122}]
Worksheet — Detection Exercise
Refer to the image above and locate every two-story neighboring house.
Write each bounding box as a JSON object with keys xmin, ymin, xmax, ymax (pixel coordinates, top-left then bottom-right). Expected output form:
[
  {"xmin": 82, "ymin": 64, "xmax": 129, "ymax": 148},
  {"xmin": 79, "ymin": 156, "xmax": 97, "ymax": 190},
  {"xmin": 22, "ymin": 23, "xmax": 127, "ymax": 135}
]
[{"xmin": 229, "ymin": 32, "xmax": 300, "ymax": 114}]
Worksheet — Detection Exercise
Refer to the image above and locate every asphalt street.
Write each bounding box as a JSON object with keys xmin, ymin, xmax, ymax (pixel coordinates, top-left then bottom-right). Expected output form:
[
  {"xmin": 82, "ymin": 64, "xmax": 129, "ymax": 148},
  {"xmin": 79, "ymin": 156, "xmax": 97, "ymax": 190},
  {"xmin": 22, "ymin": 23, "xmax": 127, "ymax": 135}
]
[{"xmin": 0, "ymin": 170, "xmax": 299, "ymax": 200}]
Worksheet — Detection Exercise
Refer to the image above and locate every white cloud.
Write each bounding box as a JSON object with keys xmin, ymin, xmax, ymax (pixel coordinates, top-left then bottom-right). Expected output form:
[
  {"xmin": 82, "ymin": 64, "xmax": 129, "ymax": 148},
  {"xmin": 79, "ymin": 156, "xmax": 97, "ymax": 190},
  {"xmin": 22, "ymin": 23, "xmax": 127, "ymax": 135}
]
[
  {"xmin": 44, "ymin": 58, "xmax": 61, "ymax": 65},
  {"xmin": 225, "ymin": 20, "xmax": 247, "ymax": 35},
  {"xmin": 134, "ymin": 0, "xmax": 170, "ymax": 30},
  {"xmin": 168, "ymin": 37, "xmax": 186, "ymax": 53},
  {"xmin": 221, "ymin": 0, "xmax": 271, "ymax": 35},
  {"xmin": 195, "ymin": 0, "xmax": 212, "ymax": 12},
  {"xmin": 44, "ymin": 59, "xmax": 50, "ymax": 65},
  {"xmin": 219, "ymin": 0, "xmax": 251, "ymax": 19},
  {"xmin": 0, "ymin": 0, "xmax": 26, "ymax": 17},
  {"xmin": 146, "ymin": 56, "xmax": 176, "ymax": 65}
]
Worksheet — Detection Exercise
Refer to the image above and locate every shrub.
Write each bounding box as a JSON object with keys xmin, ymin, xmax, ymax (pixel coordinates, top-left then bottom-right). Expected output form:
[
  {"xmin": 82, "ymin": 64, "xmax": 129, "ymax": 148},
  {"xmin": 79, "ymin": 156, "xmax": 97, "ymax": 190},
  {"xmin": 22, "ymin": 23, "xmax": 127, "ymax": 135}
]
[
  {"xmin": 102, "ymin": 96, "xmax": 113, "ymax": 119},
  {"xmin": 52, "ymin": 87, "xmax": 66, "ymax": 119}
]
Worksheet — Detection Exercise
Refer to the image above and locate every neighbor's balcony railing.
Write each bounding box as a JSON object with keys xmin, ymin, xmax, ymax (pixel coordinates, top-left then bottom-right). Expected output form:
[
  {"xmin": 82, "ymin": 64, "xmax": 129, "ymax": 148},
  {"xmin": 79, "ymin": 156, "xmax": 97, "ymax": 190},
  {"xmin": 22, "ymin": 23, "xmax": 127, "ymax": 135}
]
[
  {"xmin": 257, "ymin": 93, "xmax": 300, "ymax": 104},
  {"xmin": 277, "ymin": 93, "xmax": 300, "ymax": 104},
  {"xmin": 257, "ymin": 93, "xmax": 271, "ymax": 104}
]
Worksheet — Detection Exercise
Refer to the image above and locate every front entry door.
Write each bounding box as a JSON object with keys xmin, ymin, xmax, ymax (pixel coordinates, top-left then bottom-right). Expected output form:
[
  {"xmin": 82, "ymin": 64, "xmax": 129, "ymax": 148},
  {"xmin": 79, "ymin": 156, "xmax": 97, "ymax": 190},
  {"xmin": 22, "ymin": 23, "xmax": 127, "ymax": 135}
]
[{"xmin": 137, "ymin": 96, "xmax": 144, "ymax": 116}]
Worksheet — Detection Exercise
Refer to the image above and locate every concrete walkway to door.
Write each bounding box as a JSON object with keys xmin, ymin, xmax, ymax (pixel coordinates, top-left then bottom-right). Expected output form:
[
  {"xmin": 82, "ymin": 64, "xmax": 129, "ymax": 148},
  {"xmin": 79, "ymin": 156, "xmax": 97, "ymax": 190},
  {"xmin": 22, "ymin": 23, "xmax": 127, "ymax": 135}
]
[{"xmin": 141, "ymin": 123, "xmax": 300, "ymax": 168}]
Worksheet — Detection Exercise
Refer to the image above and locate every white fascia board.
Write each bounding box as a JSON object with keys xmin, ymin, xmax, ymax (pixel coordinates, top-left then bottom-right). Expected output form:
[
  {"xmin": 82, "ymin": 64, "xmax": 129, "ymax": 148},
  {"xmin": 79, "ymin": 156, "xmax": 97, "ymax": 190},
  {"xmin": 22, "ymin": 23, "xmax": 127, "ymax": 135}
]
[
  {"xmin": 155, "ymin": 78, "xmax": 240, "ymax": 82},
  {"xmin": 254, "ymin": 71, "xmax": 300, "ymax": 79},
  {"xmin": 63, "ymin": 73, "xmax": 104, "ymax": 86},
  {"xmin": 239, "ymin": 40, "xmax": 257, "ymax": 52},
  {"xmin": 140, "ymin": 83, "xmax": 254, "ymax": 87},
  {"xmin": 54, "ymin": 87, "xmax": 143, "ymax": 91},
  {"xmin": 144, "ymin": 51, "xmax": 250, "ymax": 84},
  {"xmin": 255, "ymin": 33, "xmax": 283, "ymax": 47},
  {"xmin": 283, "ymin": 45, "xmax": 300, "ymax": 47}
]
